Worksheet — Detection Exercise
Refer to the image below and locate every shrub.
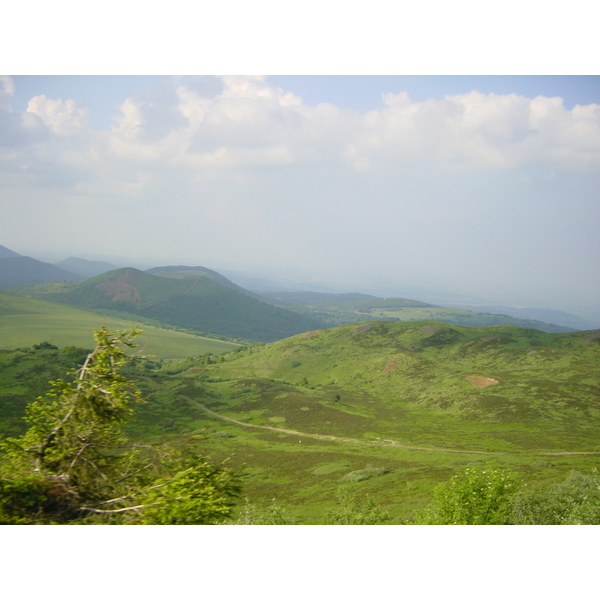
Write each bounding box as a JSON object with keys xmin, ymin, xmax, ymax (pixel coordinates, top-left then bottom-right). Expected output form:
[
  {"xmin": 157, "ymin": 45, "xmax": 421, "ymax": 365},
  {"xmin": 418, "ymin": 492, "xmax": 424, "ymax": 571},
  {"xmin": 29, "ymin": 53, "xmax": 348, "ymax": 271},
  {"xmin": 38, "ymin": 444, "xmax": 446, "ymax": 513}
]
[{"xmin": 415, "ymin": 467, "xmax": 520, "ymax": 525}]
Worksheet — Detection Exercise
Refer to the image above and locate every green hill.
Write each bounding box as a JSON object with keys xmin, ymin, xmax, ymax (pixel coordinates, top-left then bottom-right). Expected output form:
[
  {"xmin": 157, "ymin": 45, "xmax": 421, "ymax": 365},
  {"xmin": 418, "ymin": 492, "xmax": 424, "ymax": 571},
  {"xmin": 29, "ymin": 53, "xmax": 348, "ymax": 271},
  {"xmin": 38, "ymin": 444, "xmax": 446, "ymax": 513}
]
[
  {"xmin": 115, "ymin": 319, "xmax": 599, "ymax": 523},
  {"xmin": 145, "ymin": 265, "xmax": 260, "ymax": 298},
  {"xmin": 0, "ymin": 291, "xmax": 239, "ymax": 358},
  {"xmin": 9, "ymin": 268, "xmax": 327, "ymax": 343},
  {"xmin": 260, "ymin": 290, "xmax": 574, "ymax": 333},
  {"xmin": 181, "ymin": 320, "xmax": 600, "ymax": 452}
]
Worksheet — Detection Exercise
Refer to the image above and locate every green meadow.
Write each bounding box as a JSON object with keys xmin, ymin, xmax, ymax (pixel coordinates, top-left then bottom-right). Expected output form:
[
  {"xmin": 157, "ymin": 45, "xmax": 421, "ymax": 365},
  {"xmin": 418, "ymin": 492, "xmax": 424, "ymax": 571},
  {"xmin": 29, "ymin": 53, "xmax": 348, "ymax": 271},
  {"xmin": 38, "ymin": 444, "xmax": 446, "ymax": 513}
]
[
  {"xmin": 0, "ymin": 291, "xmax": 239, "ymax": 358},
  {"xmin": 1, "ymin": 312, "xmax": 599, "ymax": 523},
  {"xmin": 114, "ymin": 319, "xmax": 600, "ymax": 523}
]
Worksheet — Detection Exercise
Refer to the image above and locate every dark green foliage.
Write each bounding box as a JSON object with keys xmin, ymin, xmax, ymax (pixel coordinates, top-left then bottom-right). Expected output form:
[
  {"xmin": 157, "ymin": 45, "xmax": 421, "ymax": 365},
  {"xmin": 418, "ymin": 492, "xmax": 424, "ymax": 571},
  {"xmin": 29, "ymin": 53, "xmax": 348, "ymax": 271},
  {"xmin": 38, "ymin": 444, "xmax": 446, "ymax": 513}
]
[
  {"xmin": 10, "ymin": 268, "xmax": 326, "ymax": 343},
  {"xmin": 0, "ymin": 327, "xmax": 241, "ymax": 524},
  {"xmin": 510, "ymin": 470, "xmax": 600, "ymax": 524}
]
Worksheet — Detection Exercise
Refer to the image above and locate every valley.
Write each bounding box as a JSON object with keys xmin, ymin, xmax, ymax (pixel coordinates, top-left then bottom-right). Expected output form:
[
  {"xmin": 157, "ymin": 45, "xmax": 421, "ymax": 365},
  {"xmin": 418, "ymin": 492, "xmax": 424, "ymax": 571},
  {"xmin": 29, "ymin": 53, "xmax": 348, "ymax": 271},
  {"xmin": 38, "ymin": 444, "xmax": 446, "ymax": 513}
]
[{"xmin": 1, "ymin": 243, "xmax": 599, "ymax": 524}]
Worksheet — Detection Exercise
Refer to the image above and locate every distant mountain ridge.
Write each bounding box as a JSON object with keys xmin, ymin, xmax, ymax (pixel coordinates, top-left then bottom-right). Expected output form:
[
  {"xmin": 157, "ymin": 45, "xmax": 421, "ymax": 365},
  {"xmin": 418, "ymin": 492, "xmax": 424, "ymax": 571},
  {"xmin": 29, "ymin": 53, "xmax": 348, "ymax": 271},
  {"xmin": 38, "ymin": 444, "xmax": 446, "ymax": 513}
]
[
  {"xmin": 54, "ymin": 257, "xmax": 119, "ymax": 279},
  {"xmin": 0, "ymin": 256, "xmax": 84, "ymax": 287},
  {"xmin": 0, "ymin": 244, "xmax": 22, "ymax": 259}
]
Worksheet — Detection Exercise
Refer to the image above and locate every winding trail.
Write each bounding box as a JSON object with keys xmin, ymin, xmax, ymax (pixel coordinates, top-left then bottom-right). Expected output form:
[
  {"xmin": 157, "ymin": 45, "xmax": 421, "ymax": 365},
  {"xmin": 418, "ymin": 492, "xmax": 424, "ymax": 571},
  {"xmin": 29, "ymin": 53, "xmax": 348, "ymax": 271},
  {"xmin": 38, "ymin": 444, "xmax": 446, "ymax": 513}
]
[{"xmin": 141, "ymin": 378, "xmax": 600, "ymax": 457}]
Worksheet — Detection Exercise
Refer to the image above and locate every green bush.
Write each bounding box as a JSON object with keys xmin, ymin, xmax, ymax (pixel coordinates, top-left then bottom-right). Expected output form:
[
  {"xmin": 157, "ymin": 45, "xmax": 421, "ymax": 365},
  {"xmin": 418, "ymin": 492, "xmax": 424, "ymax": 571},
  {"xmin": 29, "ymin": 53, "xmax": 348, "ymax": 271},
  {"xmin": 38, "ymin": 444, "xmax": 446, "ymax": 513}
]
[
  {"xmin": 415, "ymin": 467, "xmax": 520, "ymax": 525},
  {"xmin": 325, "ymin": 487, "xmax": 389, "ymax": 525}
]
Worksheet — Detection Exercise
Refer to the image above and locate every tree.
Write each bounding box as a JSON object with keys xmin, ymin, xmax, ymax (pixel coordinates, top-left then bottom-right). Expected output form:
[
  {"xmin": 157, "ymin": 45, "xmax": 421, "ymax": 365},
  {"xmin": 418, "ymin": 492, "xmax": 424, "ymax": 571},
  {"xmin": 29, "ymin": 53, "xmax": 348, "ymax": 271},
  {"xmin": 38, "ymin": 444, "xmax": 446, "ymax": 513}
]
[
  {"xmin": 415, "ymin": 467, "xmax": 520, "ymax": 525},
  {"xmin": 0, "ymin": 326, "xmax": 241, "ymax": 524}
]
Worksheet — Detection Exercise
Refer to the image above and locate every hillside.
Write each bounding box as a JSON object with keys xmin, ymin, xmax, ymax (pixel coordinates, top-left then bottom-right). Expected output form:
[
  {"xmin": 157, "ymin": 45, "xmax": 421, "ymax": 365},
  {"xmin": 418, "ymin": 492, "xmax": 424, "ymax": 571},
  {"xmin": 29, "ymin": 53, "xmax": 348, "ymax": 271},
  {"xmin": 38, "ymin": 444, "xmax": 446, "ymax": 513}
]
[
  {"xmin": 145, "ymin": 265, "xmax": 260, "ymax": 298},
  {"xmin": 0, "ymin": 256, "xmax": 84, "ymax": 287},
  {"xmin": 8, "ymin": 267, "xmax": 327, "ymax": 343},
  {"xmin": 0, "ymin": 290, "xmax": 238, "ymax": 358},
  {"xmin": 180, "ymin": 320, "xmax": 600, "ymax": 452},
  {"xmin": 260, "ymin": 290, "xmax": 575, "ymax": 333}
]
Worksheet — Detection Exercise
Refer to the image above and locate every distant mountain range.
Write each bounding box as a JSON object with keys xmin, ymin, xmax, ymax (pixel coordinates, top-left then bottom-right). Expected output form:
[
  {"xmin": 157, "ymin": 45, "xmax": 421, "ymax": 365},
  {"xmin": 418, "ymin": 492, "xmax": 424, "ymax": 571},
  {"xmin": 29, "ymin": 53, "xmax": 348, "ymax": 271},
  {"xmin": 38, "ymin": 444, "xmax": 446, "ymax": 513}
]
[
  {"xmin": 0, "ymin": 255, "xmax": 84, "ymax": 287},
  {"xmin": 53, "ymin": 257, "xmax": 119, "ymax": 279},
  {"xmin": 0, "ymin": 244, "xmax": 22, "ymax": 259},
  {"xmin": 1, "ymin": 243, "xmax": 595, "ymax": 337}
]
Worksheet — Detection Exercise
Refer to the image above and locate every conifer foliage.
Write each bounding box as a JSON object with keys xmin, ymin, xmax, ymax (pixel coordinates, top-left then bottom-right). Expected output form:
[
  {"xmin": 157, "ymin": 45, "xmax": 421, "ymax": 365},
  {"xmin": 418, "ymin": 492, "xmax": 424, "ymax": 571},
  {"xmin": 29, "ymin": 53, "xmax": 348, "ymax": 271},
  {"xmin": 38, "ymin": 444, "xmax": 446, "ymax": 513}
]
[{"xmin": 0, "ymin": 327, "xmax": 240, "ymax": 524}]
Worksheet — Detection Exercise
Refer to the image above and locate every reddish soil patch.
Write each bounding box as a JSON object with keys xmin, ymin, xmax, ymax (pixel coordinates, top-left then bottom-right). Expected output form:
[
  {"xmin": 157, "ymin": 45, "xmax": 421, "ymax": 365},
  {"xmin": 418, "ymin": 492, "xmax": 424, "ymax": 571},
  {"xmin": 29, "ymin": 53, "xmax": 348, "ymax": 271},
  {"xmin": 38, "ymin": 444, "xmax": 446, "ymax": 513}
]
[
  {"xmin": 385, "ymin": 361, "xmax": 399, "ymax": 372},
  {"xmin": 303, "ymin": 331, "xmax": 320, "ymax": 337},
  {"xmin": 587, "ymin": 330, "xmax": 600, "ymax": 341},
  {"xmin": 423, "ymin": 327, "xmax": 440, "ymax": 334},
  {"xmin": 95, "ymin": 270, "xmax": 141, "ymax": 308},
  {"xmin": 466, "ymin": 375, "xmax": 499, "ymax": 388},
  {"xmin": 355, "ymin": 324, "xmax": 374, "ymax": 332},
  {"xmin": 527, "ymin": 350, "xmax": 537, "ymax": 355}
]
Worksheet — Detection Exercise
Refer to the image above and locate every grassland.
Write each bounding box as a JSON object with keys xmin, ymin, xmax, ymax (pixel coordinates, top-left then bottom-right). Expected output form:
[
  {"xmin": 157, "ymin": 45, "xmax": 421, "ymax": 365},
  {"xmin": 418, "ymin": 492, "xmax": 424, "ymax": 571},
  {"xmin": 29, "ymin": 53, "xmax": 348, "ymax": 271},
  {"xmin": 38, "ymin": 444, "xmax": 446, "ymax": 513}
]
[
  {"xmin": 117, "ymin": 320, "xmax": 600, "ymax": 523},
  {"xmin": 9, "ymin": 268, "xmax": 326, "ymax": 343},
  {"xmin": 0, "ymin": 291, "xmax": 239, "ymax": 358},
  {"xmin": 2, "ymin": 316, "xmax": 599, "ymax": 523}
]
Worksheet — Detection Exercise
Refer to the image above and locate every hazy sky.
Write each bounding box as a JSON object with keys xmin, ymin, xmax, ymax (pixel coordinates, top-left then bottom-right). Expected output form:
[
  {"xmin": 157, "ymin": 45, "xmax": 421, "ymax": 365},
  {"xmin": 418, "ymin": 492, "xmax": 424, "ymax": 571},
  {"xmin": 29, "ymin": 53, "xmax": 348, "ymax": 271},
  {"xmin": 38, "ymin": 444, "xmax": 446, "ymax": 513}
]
[{"xmin": 1, "ymin": 75, "xmax": 599, "ymax": 316}]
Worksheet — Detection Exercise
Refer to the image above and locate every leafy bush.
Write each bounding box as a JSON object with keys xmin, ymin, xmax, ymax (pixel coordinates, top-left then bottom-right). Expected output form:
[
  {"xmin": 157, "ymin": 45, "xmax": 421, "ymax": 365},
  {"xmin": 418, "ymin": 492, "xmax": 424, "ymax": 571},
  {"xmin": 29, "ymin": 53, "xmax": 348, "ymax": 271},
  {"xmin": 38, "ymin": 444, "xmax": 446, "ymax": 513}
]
[
  {"xmin": 415, "ymin": 467, "xmax": 520, "ymax": 525},
  {"xmin": 325, "ymin": 487, "xmax": 389, "ymax": 525},
  {"xmin": 510, "ymin": 469, "xmax": 600, "ymax": 525},
  {"xmin": 234, "ymin": 498, "xmax": 292, "ymax": 525}
]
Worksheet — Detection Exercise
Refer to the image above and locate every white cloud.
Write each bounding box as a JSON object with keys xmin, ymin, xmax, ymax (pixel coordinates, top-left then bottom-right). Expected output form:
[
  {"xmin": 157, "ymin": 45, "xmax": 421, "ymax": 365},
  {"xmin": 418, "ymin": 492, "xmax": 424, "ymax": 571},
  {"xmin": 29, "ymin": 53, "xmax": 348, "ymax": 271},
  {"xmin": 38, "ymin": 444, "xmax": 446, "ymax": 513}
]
[
  {"xmin": 0, "ymin": 75, "xmax": 15, "ymax": 111},
  {"xmin": 26, "ymin": 95, "xmax": 88, "ymax": 135}
]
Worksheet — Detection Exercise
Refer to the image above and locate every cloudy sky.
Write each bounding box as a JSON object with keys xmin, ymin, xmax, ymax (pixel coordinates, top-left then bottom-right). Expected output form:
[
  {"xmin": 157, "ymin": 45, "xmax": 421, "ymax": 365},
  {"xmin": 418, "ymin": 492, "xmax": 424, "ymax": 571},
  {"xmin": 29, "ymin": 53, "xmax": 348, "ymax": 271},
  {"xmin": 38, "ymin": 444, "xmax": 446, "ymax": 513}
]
[{"xmin": 1, "ymin": 74, "xmax": 599, "ymax": 317}]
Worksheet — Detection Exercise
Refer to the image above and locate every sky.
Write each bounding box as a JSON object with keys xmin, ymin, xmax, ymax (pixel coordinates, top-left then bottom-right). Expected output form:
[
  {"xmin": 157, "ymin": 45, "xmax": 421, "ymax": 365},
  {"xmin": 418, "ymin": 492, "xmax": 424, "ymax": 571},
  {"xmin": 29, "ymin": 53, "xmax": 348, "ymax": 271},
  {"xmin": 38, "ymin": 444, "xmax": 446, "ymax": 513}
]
[{"xmin": 1, "ymin": 74, "xmax": 599, "ymax": 318}]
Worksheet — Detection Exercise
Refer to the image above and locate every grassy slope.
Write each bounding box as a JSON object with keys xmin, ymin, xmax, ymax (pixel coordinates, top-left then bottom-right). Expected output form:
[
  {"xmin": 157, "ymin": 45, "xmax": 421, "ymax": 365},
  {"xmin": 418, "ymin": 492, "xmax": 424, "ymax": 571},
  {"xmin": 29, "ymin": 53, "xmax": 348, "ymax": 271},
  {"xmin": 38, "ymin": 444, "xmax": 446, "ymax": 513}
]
[
  {"xmin": 118, "ymin": 320, "xmax": 600, "ymax": 523},
  {"xmin": 0, "ymin": 291, "xmax": 239, "ymax": 358},
  {"xmin": 10, "ymin": 268, "xmax": 326, "ymax": 343},
  {"xmin": 2, "ymin": 317, "xmax": 599, "ymax": 523}
]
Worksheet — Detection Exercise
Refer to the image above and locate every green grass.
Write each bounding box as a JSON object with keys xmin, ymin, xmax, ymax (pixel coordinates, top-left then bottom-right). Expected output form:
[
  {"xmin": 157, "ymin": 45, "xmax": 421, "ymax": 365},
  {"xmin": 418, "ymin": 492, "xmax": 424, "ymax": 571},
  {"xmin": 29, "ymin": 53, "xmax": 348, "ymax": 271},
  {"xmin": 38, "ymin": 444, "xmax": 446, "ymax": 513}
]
[
  {"xmin": 2, "ymin": 316, "xmax": 599, "ymax": 523},
  {"xmin": 0, "ymin": 291, "xmax": 239, "ymax": 358},
  {"xmin": 9, "ymin": 268, "xmax": 326, "ymax": 343}
]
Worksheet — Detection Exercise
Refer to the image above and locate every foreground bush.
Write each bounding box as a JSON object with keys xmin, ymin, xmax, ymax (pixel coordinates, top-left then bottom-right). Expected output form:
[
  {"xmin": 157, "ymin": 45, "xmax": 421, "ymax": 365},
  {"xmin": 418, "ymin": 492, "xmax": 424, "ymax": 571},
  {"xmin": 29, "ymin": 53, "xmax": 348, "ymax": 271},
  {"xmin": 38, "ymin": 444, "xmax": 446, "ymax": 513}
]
[{"xmin": 0, "ymin": 327, "xmax": 240, "ymax": 524}]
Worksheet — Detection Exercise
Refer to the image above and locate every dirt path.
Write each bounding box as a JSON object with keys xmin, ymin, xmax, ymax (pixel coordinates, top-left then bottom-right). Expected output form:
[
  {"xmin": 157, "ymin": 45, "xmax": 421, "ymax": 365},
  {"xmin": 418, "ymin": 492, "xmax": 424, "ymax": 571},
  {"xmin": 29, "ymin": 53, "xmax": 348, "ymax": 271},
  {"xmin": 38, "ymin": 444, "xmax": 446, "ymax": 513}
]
[
  {"xmin": 142, "ymin": 378, "xmax": 507, "ymax": 455},
  {"xmin": 141, "ymin": 378, "xmax": 600, "ymax": 457}
]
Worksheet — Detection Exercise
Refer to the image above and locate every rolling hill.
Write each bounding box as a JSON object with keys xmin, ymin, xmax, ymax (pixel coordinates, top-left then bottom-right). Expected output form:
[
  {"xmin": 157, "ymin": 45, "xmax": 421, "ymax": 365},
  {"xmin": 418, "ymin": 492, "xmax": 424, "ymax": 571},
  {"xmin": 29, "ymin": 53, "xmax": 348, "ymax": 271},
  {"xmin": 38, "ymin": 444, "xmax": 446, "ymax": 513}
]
[
  {"xmin": 0, "ymin": 290, "xmax": 239, "ymax": 358},
  {"xmin": 260, "ymin": 290, "xmax": 575, "ymax": 333},
  {"xmin": 183, "ymin": 320, "xmax": 600, "ymax": 452},
  {"xmin": 8, "ymin": 267, "xmax": 327, "ymax": 343}
]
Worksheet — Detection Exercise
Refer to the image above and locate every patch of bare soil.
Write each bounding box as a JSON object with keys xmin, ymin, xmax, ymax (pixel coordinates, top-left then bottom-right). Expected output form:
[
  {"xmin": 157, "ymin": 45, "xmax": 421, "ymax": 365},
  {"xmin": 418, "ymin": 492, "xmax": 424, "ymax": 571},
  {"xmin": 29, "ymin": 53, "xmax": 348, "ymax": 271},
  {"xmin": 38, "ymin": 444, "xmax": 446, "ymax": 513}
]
[
  {"xmin": 355, "ymin": 324, "xmax": 374, "ymax": 332},
  {"xmin": 423, "ymin": 327, "xmax": 441, "ymax": 334},
  {"xmin": 466, "ymin": 375, "xmax": 499, "ymax": 388},
  {"xmin": 587, "ymin": 330, "xmax": 600, "ymax": 341},
  {"xmin": 95, "ymin": 270, "xmax": 141, "ymax": 308},
  {"xmin": 385, "ymin": 361, "xmax": 399, "ymax": 372},
  {"xmin": 303, "ymin": 331, "xmax": 320, "ymax": 337}
]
